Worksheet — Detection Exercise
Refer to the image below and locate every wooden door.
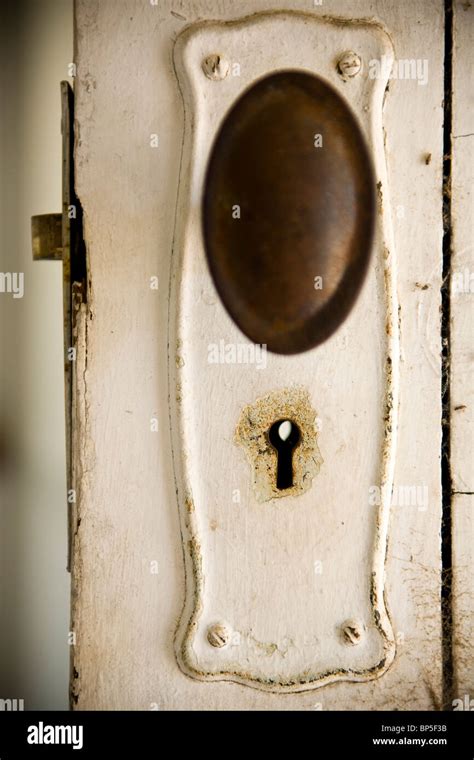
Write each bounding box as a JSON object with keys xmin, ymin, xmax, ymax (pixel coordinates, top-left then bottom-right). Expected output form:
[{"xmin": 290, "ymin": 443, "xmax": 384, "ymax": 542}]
[{"xmin": 69, "ymin": 0, "xmax": 473, "ymax": 710}]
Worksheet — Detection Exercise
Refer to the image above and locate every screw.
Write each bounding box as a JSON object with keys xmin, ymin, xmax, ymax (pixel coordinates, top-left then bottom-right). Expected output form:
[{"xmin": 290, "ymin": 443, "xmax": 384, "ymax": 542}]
[
  {"xmin": 202, "ymin": 54, "xmax": 229, "ymax": 81},
  {"xmin": 341, "ymin": 619, "xmax": 364, "ymax": 645},
  {"xmin": 207, "ymin": 622, "xmax": 231, "ymax": 648},
  {"xmin": 337, "ymin": 51, "xmax": 362, "ymax": 81}
]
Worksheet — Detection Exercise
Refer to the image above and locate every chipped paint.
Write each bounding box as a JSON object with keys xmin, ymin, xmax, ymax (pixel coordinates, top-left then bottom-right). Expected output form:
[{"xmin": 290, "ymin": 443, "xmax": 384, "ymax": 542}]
[
  {"xmin": 170, "ymin": 9, "xmax": 398, "ymax": 693},
  {"xmin": 235, "ymin": 387, "xmax": 323, "ymax": 502}
]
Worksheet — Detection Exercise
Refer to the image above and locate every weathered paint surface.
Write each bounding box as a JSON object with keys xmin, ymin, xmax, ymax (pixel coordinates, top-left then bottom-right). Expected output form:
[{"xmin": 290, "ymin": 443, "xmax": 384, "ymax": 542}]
[
  {"xmin": 235, "ymin": 387, "xmax": 322, "ymax": 502},
  {"xmin": 72, "ymin": 0, "xmax": 446, "ymax": 709},
  {"xmin": 171, "ymin": 12, "xmax": 397, "ymax": 692}
]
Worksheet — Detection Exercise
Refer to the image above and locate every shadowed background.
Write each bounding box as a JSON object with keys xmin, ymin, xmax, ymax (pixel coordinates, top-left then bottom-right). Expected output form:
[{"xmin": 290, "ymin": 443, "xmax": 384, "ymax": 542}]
[{"xmin": 0, "ymin": 0, "xmax": 72, "ymax": 710}]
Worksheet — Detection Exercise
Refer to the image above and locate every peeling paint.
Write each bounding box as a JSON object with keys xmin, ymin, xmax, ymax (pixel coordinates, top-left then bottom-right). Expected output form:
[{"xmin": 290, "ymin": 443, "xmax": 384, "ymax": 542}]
[
  {"xmin": 235, "ymin": 387, "xmax": 323, "ymax": 502},
  {"xmin": 171, "ymin": 8, "xmax": 398, "ymax": 694}
]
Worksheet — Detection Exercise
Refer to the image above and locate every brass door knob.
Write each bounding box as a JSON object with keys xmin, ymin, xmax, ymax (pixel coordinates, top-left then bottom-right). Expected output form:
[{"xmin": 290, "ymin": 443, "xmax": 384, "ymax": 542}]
[{"xmin": 202, "ymin": 70, "xmax": 375, "ymax": 354}]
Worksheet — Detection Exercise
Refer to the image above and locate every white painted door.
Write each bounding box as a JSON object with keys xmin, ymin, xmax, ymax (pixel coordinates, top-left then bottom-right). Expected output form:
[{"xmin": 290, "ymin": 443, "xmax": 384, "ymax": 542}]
[{"xmin": 69, "ymin": 0, "xmax": 472, "ymax": 710}]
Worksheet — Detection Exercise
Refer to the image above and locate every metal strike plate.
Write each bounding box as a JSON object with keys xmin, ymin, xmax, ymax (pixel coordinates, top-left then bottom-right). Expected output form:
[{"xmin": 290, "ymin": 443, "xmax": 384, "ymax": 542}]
[
  {"xmin": 31, "ymin": 82, "xmax": 86, "ymax": 570},
  {"xmin": 170, "ymin": 12, "xmax": 398, "ymax": 692}
]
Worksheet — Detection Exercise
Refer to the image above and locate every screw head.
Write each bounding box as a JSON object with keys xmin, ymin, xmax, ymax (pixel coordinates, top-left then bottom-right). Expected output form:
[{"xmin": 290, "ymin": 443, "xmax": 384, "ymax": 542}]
[
  {"xmin": 337, "ymin": 51, "xmax": 362, "ymax": 80},
  {"xmin": 341, "ymin": 619, "xmax": 364, "ymax": 645},
  {"xmin": 207, "ymin": 622, "xmax": 231, "ymax": 648},
  {"xmin": 202, "ymin": 54, "xmax": 229, "ymax": 81}
]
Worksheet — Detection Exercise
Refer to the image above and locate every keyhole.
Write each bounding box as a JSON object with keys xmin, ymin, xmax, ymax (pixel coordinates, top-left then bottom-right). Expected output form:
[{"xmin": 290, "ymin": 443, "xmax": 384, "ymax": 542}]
[{"xmin": 268, "ymin": 419, "xmax": 301, "ymax": 490}]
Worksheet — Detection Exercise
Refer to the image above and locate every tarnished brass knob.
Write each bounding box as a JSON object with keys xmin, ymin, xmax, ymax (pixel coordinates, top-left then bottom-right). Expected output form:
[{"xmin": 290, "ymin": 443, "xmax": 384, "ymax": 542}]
[{"xmin": 202, "ymin": 70, "xmax": 375, "ymax": 354}]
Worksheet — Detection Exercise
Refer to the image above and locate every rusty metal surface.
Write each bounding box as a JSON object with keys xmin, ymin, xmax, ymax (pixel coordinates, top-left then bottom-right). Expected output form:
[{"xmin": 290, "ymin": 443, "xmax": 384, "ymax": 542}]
[
  {"xmin": 31, "ymin": 213, "xmax": 63, "ymax": 260},
  {"xmin": 61, "ymin": 80, "xmax": 87, "ymax": 571},
  {"xmin": 31, "ymin": 82, "xmax": 86, "ymax": 571},
  {"xmin": 203, "ymin": 70, "xmax": 375, "ymax": 354}
]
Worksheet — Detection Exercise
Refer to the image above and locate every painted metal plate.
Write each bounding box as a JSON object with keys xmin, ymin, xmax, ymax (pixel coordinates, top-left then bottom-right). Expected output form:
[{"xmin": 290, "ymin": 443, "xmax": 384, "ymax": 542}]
[{"xmin": 170, "ymin": 12, "xmax": 397, "ymax": 692}]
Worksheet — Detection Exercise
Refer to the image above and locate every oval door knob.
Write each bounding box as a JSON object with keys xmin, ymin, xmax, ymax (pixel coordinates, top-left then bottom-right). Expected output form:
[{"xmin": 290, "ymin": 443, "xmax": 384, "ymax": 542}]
[{"xmin": 202, "ymin": 70, "xmax": 376, "ymax": 355}]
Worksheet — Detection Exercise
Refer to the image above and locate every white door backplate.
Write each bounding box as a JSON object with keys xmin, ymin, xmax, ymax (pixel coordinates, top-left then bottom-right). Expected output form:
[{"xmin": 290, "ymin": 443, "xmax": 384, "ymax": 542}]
[{"xmin": 169, "ymin": 11, "xmax": 398, "ymax": 692}]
